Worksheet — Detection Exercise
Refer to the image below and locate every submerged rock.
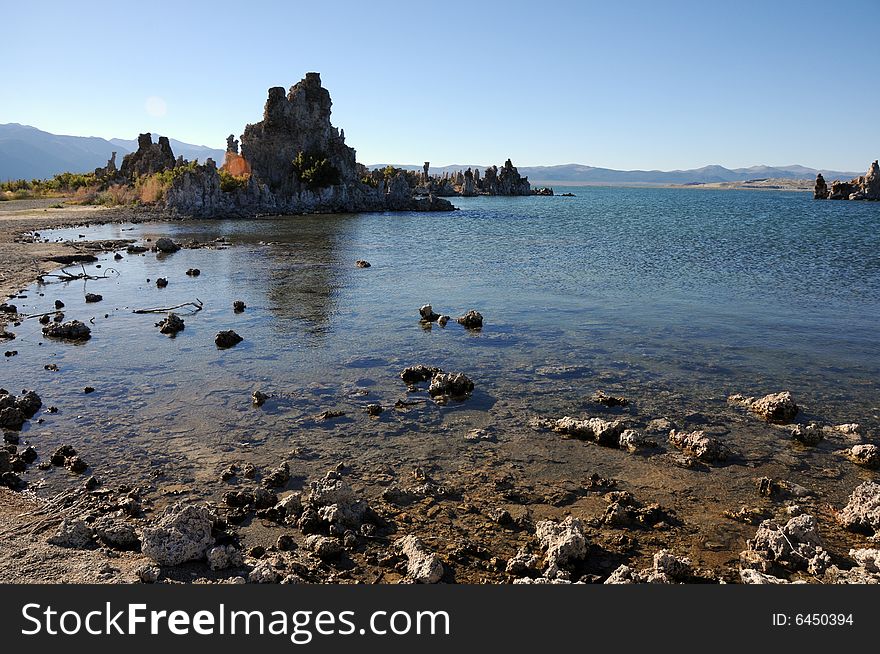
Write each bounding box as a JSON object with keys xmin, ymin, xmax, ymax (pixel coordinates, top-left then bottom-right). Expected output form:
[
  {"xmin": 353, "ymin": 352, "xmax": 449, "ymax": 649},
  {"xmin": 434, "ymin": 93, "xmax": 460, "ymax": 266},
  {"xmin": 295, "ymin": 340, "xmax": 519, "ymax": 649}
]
[
  {"xmin": 355, "ymin": 260, "xmax": 371, "ymax": 268},
  {"xmin": 730, "ymin": 391, "xmax": 799, "ymax": 424},
  {"xmin": 396, "ymin": 535, "xmax": 444, "ymax": 583},
  {"xmin": 84, "ymin": 293, "xmax": 103, "ymax": 303},
  {"xmin": 215, "ymin": 330, "xmax": 242, "ymax": 348},
  {"xmin": 456, "ymin": 310, "xmax": 483, "ymax": 329},
  {"xmin": 156, "ymin": 277, "xmax": 168, "ymax": 288},
  {"xmin": 400, "ymin": 365, "xmax": 441, "ymax": 384},
  {"xmin": 155, "ymin": 237, "xmax": 180, "ymax": 253},
  {"xmin": 591, "ymin": 390, "xmax": 629, "ymax": 407},
  {"xmin": 233, "ymin": 300, "xmax": 246, "ymax": 313},
  {"xmin": 418, "ymin": 304, "xmax": 440, "ymax": 322},
  {"xmin": 42, "ymin": 320, "xmax": 91, "ymax": 341},
  {"xmin": 157, "ymin": 313, "xmax": 185, "ymax": 335},
  {"xmin": 790, "ymin": 422, "xmax": 824, "ymax": 446},
  {"xmin": 0, "ymin": 405, "xmax": 27, "ymax": 431},
  {"xmin": 141, "ymin": 503, "xmax": 215, "ymax": 566},
  {"xmin": 428, "ymin": 372, "xmax": 474, "ymax": 401}
]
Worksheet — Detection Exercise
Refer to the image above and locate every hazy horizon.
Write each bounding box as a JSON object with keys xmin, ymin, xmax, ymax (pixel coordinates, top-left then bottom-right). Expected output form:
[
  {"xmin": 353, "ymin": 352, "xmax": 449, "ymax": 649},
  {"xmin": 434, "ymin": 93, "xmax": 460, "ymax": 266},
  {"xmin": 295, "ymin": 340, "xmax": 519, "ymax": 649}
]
[{"xmin": 2, "ymin": 0, "xmax": 878, "ymax": 172}]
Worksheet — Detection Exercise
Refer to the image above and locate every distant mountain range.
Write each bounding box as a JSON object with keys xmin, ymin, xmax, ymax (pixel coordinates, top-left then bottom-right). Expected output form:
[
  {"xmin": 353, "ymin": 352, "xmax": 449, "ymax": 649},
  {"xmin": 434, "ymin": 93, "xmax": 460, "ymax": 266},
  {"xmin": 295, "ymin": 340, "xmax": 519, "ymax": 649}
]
[
  {"xmin": 369, "ymin": 162, "xmax": 862, "ymax": 186},
  {"xmin": 0, "ymin": 124, "xmax": 225, "ymax": 180},
  {"xmin": 0, "ymin": 123, "xmax": 861, "ymax": 185}
]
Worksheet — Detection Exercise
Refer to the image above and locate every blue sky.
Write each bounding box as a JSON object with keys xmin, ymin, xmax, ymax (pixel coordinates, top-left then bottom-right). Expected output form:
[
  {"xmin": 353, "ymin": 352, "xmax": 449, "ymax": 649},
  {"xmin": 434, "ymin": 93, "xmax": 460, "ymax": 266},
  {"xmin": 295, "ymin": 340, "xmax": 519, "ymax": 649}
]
[{"xmin": 2, "ymin": 0, "xmax": 878, "ymax": 171}]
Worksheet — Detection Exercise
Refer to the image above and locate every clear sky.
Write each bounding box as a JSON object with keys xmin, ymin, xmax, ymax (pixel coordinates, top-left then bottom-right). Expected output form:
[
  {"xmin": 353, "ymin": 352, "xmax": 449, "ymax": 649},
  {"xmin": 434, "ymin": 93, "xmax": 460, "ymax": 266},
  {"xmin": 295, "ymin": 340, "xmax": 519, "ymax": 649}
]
[{"xmin": 2, "ymin": 0, "xmax": 878, "ymax": 171}]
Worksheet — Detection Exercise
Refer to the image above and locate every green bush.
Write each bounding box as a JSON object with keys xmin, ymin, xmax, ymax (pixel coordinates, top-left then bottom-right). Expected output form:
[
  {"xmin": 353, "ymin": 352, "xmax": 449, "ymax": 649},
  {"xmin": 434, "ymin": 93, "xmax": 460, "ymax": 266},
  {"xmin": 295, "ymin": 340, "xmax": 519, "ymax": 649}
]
[
  {"xmin": 292, "ymin": 151, "xmax": 340, "ymax": 190},
  {"xmin": 219, "ymin": 169, "xmax": 248, "ymax": 193}
]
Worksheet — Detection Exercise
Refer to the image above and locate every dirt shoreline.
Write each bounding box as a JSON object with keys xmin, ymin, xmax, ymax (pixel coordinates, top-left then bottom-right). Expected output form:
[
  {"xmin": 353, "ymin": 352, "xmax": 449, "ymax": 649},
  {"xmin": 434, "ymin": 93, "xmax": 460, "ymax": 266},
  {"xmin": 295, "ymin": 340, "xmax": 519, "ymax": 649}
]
[
  {"xmin": 0, "ymin": 198, "xmax": 173, "ymax": 299},
  {"xmin": 0, "ymin": 199, "xmax": 168, "ymax": 582}
]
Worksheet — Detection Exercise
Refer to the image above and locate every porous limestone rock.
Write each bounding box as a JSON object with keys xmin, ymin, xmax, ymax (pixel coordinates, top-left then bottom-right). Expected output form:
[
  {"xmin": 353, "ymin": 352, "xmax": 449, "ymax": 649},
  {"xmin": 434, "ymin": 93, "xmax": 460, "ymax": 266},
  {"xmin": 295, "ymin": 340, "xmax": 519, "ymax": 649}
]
[
  {"xmin": 553, "ymin": 416, "xmax": 625, "ymax": 445},
  {"xmin": 141, "ymin": 503, "xmax": 215, "ymax": 566},
  {"xmin": 790, "ymin": 422, "xmax": 824, "ymax": 446},
  {"xmin": 48, "ymin": 519, "xmax": 95, "ymax": 549},
  {"xmin": 304, "ymin": 535, "xmax": 342, "ymax": 560},
  {"xmin": 428, "ymin": 372, "xmax": 474, "ymax": 400},
  {"xmin": 535, "ymin": 517, "xmax": 587, "ymax": 574},
  {"xmin": 668, "ymin": 429, "xmax": 729, "ymax": 462},
  {"xmin": 208, "ymin": 544, "xmax": 243, "ymax": 571},
  {"xmin": 814, "ymin": 173, "xmax": 828, "ymax": 199},
  {"xmin": 741, "ymin": 391, "xmax": 799, "ymax": 423},
  {"xmin": 42, "ymin": 320, "xmax": 91, "ymax": 341},
  {"xmin": 164, "ymin": 74, "xmax": 453, "ymax": 217},
  {"xmin": 743, "ymin": 514, "xmax": 830, "ymax": 574},
  {"xmin": 842, "ymin": 444, "xmax": 880, "ymax": 469},
  {"xmin": 838, "ymin": 481, "xmax": 880, "ymax": 535},
  {"xmin": 396, "ymin": 535, "xmax": 444, "ymax": 583},
  {"xmin": 618, "ymin": 429, "xmax": 656, "ymax": 452}
]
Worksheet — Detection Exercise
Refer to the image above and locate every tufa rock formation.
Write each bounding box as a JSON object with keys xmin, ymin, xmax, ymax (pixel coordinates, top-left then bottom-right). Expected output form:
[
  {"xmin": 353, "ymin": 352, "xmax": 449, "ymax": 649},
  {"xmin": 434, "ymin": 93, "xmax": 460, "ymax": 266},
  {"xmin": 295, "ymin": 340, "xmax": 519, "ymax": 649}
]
[
  {"xmin": 405, "ymin": 158, "xmax": 537, "ymax": 197},
  {"xmin": 120, "ymin": 133, "xmax": 176, "ymax": 180},
  {"xmin": 164, "ymin": 73, "xmax": 454, "ymax": 217},
  {"xmin": 814, "ymin": 160, "xmax": 880, "ymax": 201},
  {"xmin": 813, "ymin": 173, "xmax": 827, "ymax": 200}
]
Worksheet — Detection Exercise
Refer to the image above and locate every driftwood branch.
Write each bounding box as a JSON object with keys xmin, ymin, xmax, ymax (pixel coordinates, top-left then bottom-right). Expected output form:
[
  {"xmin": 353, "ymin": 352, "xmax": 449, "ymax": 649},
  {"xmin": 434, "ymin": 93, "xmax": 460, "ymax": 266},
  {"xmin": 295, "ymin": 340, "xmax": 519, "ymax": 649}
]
[
  {"xmin": 132, "ymin": 299, "xmax": 204, "ymax": 314},
  {"xmin": 37, "ymin": 263, "xmax": 119, "ymax": 283}
]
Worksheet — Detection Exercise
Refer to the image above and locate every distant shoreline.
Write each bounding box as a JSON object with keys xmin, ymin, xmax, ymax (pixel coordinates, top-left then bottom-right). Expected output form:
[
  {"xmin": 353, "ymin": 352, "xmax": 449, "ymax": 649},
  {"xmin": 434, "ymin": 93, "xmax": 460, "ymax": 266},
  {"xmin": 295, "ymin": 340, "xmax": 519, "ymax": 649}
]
[{"xmin": 529, "ymin": 179, "xmax": 812, "ymax": 192}]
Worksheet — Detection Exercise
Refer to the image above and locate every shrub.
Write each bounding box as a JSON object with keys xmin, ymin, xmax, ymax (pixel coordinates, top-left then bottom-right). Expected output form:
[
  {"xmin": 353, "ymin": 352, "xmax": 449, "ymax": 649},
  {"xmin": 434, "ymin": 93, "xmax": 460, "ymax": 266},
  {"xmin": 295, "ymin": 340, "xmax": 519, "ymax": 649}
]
[
  {"xmin": 292, "ymin": 151, "xmax": 340, "ymax": 190},
  {"xmin": 137, "ymin": 176, "xmax": 166, "ymax": 204},
  {"xmin": 219, "ymin": 169, "xmax": 249, "ymax": 193},
  {"xmin": 96, "ymin": 184, "xmax": 138, "ymax": 206}
]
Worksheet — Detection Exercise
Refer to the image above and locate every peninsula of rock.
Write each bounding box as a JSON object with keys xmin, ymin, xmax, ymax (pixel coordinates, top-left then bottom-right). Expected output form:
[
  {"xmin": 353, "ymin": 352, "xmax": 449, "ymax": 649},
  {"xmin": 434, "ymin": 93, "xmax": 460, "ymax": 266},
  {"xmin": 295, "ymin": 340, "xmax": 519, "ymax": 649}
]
[{"xmin": 814, "ymin": 160, "xmax": 880, "ymax": 201}]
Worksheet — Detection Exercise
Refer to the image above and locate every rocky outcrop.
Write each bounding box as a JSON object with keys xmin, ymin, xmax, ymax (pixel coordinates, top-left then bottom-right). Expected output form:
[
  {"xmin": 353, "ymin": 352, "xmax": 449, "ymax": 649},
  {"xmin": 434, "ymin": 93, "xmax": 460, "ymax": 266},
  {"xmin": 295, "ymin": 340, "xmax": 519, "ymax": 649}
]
[
  {"xmin": 815, "ymin": 160, "xmax": 880, "ymax": 201},
  {"xmin": 165, "ymin": 73, "xmax": 453, "ymax": 217},
  {"xmin": 120, "ymin": 133, "xmax": 176, "ymax": 179},
  {"xmin": 94, "ymin": 152, "xmax": 118, "ymax": 179},
  {"xmin": 814, "ymin": 173, "xmax": 828, "ymax": 199},
  {"xmin": 838, "ymin": 481, "xmax": 880, "ymax": 535}
]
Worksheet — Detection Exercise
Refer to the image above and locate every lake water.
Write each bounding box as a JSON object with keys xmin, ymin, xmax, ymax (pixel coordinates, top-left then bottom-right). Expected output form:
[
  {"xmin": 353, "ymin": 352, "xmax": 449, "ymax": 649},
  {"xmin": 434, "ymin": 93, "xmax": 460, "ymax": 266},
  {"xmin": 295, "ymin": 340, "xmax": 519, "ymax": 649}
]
[{"xmin": 4, "ymin": 186, "xmax": 879, "ymax": 579}]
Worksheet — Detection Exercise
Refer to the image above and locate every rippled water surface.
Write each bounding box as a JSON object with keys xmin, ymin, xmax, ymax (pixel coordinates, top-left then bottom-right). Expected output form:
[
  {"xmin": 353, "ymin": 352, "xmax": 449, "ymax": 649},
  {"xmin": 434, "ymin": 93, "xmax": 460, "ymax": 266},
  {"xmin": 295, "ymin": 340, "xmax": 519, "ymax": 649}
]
[{"xmin": 4, "ymin": 186, "xmax": 879, "ymax": 575}]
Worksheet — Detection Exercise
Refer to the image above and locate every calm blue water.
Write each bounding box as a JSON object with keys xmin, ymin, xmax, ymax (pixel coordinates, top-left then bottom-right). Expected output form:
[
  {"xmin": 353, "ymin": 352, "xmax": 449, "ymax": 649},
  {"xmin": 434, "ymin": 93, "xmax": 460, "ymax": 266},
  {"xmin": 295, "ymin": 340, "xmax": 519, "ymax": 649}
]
[{"xmin": 4, "ymin": 186, "xmax": 879, "ymax": 522}]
